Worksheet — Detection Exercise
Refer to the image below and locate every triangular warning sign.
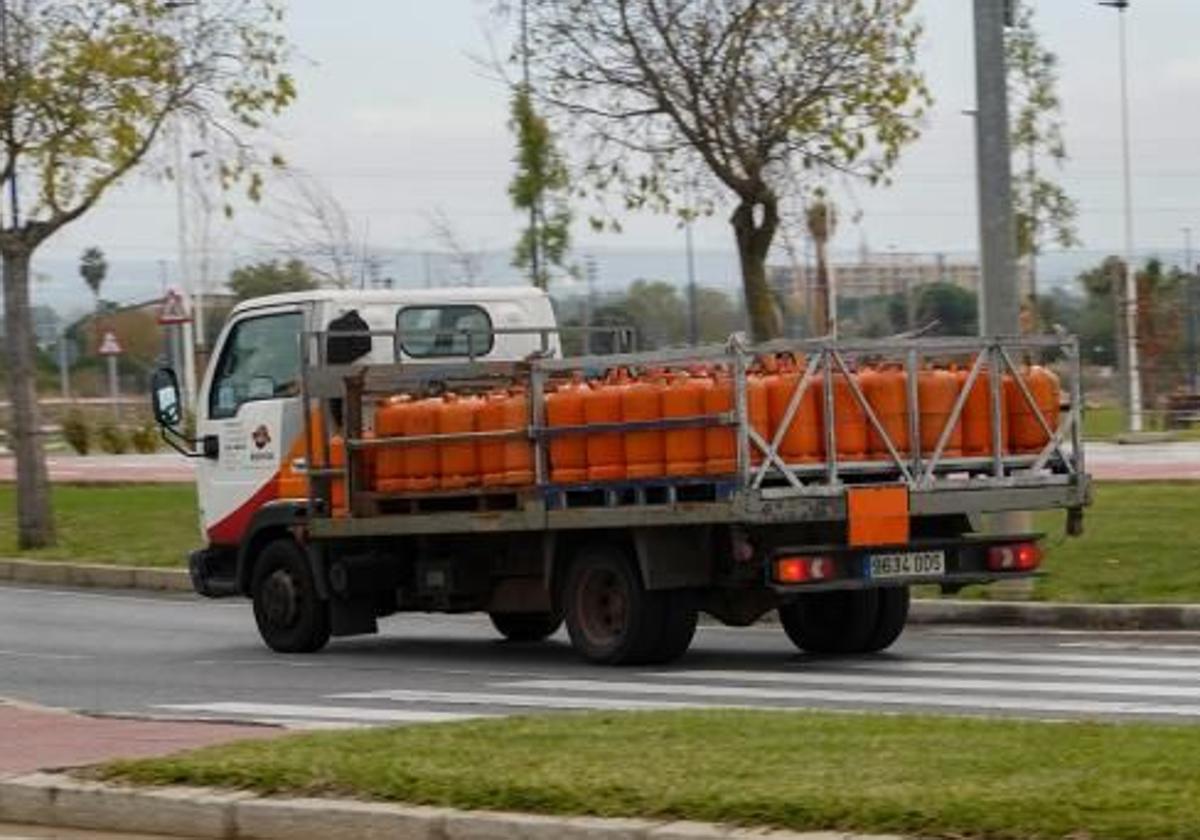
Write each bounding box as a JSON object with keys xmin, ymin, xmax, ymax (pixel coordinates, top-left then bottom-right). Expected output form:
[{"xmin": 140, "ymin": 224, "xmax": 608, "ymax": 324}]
[
  {"xmin": 157, "ymin": 288, "xmax": 192, "ymax": 325},
  {"xmin": 98, "ymin": 331, "xmax": 123, "ymax": 356}
]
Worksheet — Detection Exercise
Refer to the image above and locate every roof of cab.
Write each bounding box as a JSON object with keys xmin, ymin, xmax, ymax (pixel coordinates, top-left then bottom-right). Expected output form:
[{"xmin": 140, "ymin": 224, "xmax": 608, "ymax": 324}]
[{"xmin": 231, "ymin": 286, "xmax": 551, "ymax": 316}]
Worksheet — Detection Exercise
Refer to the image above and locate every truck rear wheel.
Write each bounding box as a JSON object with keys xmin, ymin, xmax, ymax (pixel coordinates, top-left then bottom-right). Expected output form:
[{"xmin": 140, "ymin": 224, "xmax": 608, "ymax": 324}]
[
  {"xmin": 251, "ymin": 538, "xmax": 331, "ymax": 654},
  {"xmin": 860, "ymin": 586, "xmax": 910, "ymax": 653},
  {"xmin": 489, "ymin": 612, "xmax": 563, "ymax": 642},
  {"xmin": 563, "ymin": 545, "xmax": 697, "ymax": 665},
  {"xmin": 778, "ymin": 589, "xmax": 880, "ymax": 655}
]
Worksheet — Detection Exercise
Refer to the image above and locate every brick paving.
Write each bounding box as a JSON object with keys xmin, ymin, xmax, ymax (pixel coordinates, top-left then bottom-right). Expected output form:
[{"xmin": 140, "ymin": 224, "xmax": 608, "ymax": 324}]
[{"xmin": 0, "ymin": 701, "xmax": 280, "ymax": 776}]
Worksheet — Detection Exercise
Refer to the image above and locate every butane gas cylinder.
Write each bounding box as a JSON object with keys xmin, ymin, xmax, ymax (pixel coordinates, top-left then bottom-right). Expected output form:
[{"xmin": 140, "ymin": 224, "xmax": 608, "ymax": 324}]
[
  {"xmin": 477, "ymin": 391, "xmax": 509, "ymax": 487},
  {"xmin": 437, "ymin": 393, "xmax": 480, "ymax": 490},
  {"xmin": 623, "ymin": 370, "xmax": 666, "ymax": 479},
  {"xmin": 546, "ymin": 377, "xmax": 588, "ymax": 484},
  {"xmin": 918, "ymin": 368, "xmax": 964, "ymax": 457},
  {"xmin": 375, "ymin": 395, "xmax": 411, "ymax": 491},
  {"xmin": 817, "ymin": 372, "xmax": 868, "ymax": 461},
  {"xmin": 501, "ymin": 387, "xmax": 534, "ymax": 486},
  {"xmin": 960, "ymin": 368, "xmax": 1008, "ymax": 457},
  {"xmin": 1009, "ymin": 365, "xmax": 1061, "ymax": 453},
  {"xmin": 704, "ymin": 370, "xmax": 735, "ymax": 475},
  {"xmin": 663, "ymin": 371, "xmax": 711, "ymax": 476},
  {"xmin": 862, "ymin": 364, "xmax": 910, "ymax": 460},
  {"xmin": 402, "ymin": 397, "xmax": 439, "ymax": 492},
  {"xmin": 584, "ymin": 370, "xmax": 627, "ymax": 481},
  {"xmin": 766, "ymin": 355, "xmax": 822, "ymax": 463}
]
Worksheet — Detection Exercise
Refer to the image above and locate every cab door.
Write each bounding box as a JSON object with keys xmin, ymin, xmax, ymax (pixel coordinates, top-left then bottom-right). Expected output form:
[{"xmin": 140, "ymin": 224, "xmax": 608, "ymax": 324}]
[{"xmin": 196, "ymin": 304, "xmax": 309, "ymax": 547}]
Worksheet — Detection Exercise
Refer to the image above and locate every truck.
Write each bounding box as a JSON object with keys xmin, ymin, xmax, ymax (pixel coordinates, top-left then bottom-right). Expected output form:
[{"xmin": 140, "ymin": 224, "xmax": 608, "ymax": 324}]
[{"xmin": 150, "ymin": 286, "xmax": 1091, "ymax": 665}]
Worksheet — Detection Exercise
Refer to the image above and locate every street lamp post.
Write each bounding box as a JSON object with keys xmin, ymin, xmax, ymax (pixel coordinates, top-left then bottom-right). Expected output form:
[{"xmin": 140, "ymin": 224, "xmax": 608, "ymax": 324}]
[
  {"xmin": 1185, "ymin": 225, "xmax": 1197, "ymax": 392},
  {"xmin": 1100, "ymin": 0, "xmax": 1144, "ymax": 432}
]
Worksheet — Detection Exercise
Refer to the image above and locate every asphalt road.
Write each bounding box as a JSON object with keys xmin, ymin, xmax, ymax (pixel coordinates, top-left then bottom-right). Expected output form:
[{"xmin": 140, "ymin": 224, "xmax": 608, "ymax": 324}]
[{"xmin": 4, "ymin": 584, "xmax": 1200, "ymax": 727}]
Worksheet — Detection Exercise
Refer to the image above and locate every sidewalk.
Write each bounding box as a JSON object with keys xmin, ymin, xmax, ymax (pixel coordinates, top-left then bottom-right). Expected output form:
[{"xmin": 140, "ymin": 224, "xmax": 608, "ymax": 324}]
[
  {"xmin": 0, "ymin": 454, "xmax": 194, "ymax": 485},
  {"xmin": 0, "ymin": 701, "xmax": 281, "ymax": 777}
]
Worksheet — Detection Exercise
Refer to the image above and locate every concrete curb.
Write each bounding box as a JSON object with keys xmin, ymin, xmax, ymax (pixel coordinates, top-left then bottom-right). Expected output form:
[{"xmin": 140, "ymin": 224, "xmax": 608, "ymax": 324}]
[
  {"xmin": 0, "ymin": 558, "xmax": 191, "ymax": 593},
  {"xmin": 3, "ymin": 557, "xmax": 1200, "ymax": 631},
  {"xmin": 908, "ymin": 599, "xmax": 1200, "ymax": 630},
  {"xmin": 0, "ymin": 773, "xmax": 903, "ymax": 840}
]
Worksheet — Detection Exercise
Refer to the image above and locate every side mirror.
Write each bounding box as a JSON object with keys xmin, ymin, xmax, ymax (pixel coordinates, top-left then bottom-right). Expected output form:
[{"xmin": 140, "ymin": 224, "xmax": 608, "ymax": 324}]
[{"xmin": 151, "ymin": 368, "xmax": 183, "ymax": 428}]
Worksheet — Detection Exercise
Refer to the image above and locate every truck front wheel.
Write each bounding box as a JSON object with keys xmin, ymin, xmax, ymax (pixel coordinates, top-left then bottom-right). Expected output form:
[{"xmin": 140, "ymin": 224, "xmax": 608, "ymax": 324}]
[
  {"xmin": 563, "ymin": 545, "xmax": 697, "ymax": 665},
  {"xmin": 489, "ymin": 612, "xmax": 563, "ymax": 643},
  {"xmin": 251, "ymin": 538, "xmax": 331, "ymax": 654}
]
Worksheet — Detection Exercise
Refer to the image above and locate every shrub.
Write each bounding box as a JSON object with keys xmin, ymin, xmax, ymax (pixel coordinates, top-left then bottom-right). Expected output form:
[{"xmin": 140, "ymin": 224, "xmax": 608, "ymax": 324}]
[
  {"xmin": 62, "ymin": 410, "xmax": 92, "ymax": 455},
  {"xmin": 130, "ymin": 422, "xmax": 161, "ymax": 454},
  {"xmin": 97, "ymin": 423, "xmax": 130, "ymax": 455}
]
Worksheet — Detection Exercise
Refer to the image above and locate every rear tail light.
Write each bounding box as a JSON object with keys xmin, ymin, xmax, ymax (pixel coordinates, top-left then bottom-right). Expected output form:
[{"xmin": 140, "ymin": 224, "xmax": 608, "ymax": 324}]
[
  {"xmin": 775, "ymin": 555, "xmax": 838, "ymax": 584},
  {"xmin": 987, "ymin": 542, "xmax": 1042, "ymax": 572}
]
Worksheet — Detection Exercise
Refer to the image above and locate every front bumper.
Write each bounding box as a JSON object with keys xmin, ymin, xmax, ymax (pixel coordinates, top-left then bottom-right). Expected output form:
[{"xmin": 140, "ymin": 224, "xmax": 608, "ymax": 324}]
[{"xmin": 188, "ymin": 547, "xmax": 240, "ymax": 598}]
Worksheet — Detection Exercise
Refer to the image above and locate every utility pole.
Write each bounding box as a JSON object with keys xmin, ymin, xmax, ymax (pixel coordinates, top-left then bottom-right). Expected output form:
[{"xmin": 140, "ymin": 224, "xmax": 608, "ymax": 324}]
[
  {"xmin": 1099, "ymin": 0, "xmax": 1143, "ymax": 431},
  {"xmin": 685, "ymin": 181, "xmax": 698, "ymax": 346},
  {"xmin": 974, "ymin": 0, "xmax": 1019, "ymax": 337},
  {"xmin": 1185, "ymin": 226, "xmax": 1197, "ymax": 392}
]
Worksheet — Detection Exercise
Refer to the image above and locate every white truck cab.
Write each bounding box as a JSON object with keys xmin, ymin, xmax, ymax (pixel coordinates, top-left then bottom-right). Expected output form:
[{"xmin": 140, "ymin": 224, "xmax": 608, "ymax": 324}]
[{"xmin": 193, "ymin": 287, "xmax": 559, "ymax": 549}]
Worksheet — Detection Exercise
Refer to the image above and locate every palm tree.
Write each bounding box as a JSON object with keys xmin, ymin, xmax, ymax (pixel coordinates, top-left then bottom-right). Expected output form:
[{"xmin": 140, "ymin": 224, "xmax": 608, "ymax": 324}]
[
  {"xmin": 79, "ymin": 247, "xmax": 108, "ymax": 306},
  {"xmin": 805, "ymin": 193, "xmax": 838, "ymax": 336}
]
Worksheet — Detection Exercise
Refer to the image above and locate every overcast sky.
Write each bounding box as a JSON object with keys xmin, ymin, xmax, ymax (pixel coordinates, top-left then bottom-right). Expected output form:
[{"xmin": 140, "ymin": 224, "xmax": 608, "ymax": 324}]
[{"xmin": 26, "ymin": 0, "xmax": 1200, "ymax": 300}]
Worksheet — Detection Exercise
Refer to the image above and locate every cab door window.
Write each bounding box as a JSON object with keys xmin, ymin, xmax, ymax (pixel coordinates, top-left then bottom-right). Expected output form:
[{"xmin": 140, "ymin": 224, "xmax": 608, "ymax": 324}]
[{"xmin": 209, "ymin": 312, "xmax": 304, "ymax": 419}]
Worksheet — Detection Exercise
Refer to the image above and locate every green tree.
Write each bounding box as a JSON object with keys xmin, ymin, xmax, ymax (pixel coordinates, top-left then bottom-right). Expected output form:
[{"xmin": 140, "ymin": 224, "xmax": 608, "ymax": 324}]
[
  {"xmin": 1008, "ymin": 0, "xmax": 1080, "ymax": 316},
  {"xmin": 228, "ymin": 259, "xmax": 319, "ymax": 302},
  {"xmin": 516, "ymin": 0, "xmax": 928, "ymax": 341},
  {"xmin": 695, "ymin": 287, "xmax": 742, "ymax": 343},
  {"xmin": 0, "ymin": 0, "xmax": 295, "ymax": 548},
  {"xmin": 914, "ymin": 283, "xmax": 978, "ymax": 336},
  {"xmin": 623, "ymin": 280, "xmax": 687, "ymax": 350},
  {"xmin": 1076, "ymin": 256, "xmax": 1123, "ymax": 366},
  {"xmin": 79, "ymin": 247, "xmax": 108, "ymax": 307},
  {"xmin": 509, "ymin": 87, "xmax": 573, "ymax": 290}
]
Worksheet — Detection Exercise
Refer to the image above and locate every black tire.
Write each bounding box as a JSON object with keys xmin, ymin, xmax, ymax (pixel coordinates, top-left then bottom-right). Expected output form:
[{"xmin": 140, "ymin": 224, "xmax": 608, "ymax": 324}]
[
  {"xmin": 489, "ymin": 612, "xmax": 563, "ymax": 642},
  {"xmin": 778, "ymin": 589, "xmax": 880, "ymax": 655},
  {"xmin": 563, "ymin": 545, "xmax": 697, "ymax": 665},
  {"xmin": 860, "ymin": 586, "xmax": 910, "ymax": 653},
  {"xmin": 251, "ymin": 538, "xmax": 331, "ymax": 654}
]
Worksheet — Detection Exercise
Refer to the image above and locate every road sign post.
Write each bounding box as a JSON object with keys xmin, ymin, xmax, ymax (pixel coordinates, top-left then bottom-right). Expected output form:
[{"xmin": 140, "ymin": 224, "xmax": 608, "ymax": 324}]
[{"xmin": 98, "ymin": 331, "xmax": 123, "ymax": 422}]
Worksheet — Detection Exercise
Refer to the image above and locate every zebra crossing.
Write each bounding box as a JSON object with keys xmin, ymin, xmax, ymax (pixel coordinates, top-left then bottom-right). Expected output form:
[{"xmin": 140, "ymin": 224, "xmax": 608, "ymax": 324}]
[{"xmin": 156, "ymin": 639, "xmax": 1200, "ymax": 728}]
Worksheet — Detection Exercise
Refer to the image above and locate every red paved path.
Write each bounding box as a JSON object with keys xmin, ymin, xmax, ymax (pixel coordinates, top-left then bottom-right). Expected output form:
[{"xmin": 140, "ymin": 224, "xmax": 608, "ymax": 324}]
[{"xmin": 0, "ymin": 701, "xmax": 280, "ymax": 776}]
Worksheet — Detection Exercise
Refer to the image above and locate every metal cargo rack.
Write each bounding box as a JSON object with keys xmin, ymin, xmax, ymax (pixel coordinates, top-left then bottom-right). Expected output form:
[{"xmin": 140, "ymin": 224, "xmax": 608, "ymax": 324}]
[{"xmin": 297, "ymin": 329, "xmax": 1090, "ymax": 540}]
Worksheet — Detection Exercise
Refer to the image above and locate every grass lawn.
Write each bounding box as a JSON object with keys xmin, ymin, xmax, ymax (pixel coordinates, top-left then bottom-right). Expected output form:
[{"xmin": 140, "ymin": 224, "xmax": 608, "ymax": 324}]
[
  {"xmin": 97, "ymin": 710, "xmax": 1200, "ymax": 840},
  {"xmin": 1028, "ymin": 481, "xmax": 1200, "ymax": 603},
  {"xmin": 0, "ymin": 484, "xmax": 198, "ymax": 567}
]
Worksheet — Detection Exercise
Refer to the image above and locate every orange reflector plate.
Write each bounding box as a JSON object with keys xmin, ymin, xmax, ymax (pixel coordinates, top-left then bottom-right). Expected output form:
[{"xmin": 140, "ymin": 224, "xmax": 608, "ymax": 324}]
[{"xmin": 847, "ymin": 486, "xmax": 910, "ymax": 548}]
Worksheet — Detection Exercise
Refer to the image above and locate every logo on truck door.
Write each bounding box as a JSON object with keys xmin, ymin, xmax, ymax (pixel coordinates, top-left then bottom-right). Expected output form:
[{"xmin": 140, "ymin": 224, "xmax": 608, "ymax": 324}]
[
  {"xmin": 249, "ymin": 424, "xmax": 275, "ymax": 462},
  {"xmin": 252, "ymin": 425, "xmax": 272, "ymax": 450}
]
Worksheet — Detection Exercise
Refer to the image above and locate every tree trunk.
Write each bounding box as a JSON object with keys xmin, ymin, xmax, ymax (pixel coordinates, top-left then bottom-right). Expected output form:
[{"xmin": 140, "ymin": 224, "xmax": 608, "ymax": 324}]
[
  {"xmin": 812, "ymin": 241, "xmax": 830, "ymax": 337},
  {"xmin": 731, "ymin": 197, "xmax": 782, "ymax": 342},
  {"xmin": 2, "ymin": 247, "xmax": 56, "ymax": 548}
]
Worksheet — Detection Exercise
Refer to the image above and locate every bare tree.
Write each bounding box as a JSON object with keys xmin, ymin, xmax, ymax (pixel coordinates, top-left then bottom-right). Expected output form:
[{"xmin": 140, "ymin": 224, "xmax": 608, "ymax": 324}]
[
  {"xmin": 1, "ymin": 0, "xmax": 294, "ymax": 547},
  {"xmin": 261, "ymin": 171, "xmax": 361, "ymax": 288},
  {"xmin": 516, "ymin": 0, "xmax": 928, "ymax": 340},
  {"xmin": 428, "ymin": 209, "xmax": 485, "ymax": 287}
]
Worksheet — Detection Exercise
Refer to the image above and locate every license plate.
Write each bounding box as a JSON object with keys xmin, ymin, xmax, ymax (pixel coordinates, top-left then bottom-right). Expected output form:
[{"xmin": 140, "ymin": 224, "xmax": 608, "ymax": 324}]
[{"xmin": 866, "ymin": 550, "xmax": 946, "ymax": 580}]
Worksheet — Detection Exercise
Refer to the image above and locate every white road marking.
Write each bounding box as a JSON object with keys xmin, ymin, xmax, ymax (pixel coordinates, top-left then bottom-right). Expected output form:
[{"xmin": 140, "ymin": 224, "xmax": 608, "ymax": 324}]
[
  {"xmin": 500, "ymin": 679, "xmax": 1200, "ymax": 718},
  {"xmin": 333, "ymin": 688, "xmax": 742, "ymax": 711},
  {"xmin": 827, "ymin": 659, "xmax": 1200, "ymax": 683},
  {"xmin": 157, "ymin": 702, "xmax": 487, "ymax": 724},
  {"xmin": 937, "ymin": 651, "xmax": 1200, "ymax": 669},
  {"xmin": 649, "ymin": 669, "xmax": 1200, "ymax": 700},
  {"xmin": 1058, "ymin": 641, "xmax": 1200, "ymax": 653},
  {"xmin": 0, "ymin": 649, "xmax": 90, "ymax": 661}
]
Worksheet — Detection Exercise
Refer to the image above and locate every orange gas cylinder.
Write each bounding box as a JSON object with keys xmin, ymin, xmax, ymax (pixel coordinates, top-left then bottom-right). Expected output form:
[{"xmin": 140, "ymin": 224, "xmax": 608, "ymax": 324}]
[
  {"xmin": 817, "ymin": 373, "xmax": 868, "ymax": 461},
  {"xmin": 437, "ymin": 394, "xmax": 480, "ymax": 490},
  {"xmin": 375, "ymin": 396, "xmax": 411, "ymax": 491},
  {"xmin": 663, "ymin": 371, "xmax": 711, "ymax": 477},
  {"xmin": 960, "ymin": 368, "xmax": 1008, "ymax": 457},
  {"xmin": 766, "ymin": 356, "xmax": 822, "ymax": 463},
  {"xmin": 584, "ymin": 372, "xmax": 626, "ymax": 481},
  {"xmin": 477, "ymin": 391, "xmax": 509, "ymax": 487},
  {"xmin": 747, "ymin": 372, "xmax": 771, "ymax": 465},
  {"xmin": 1009, "ymin": 365, "xmax": 1061, "ymax": 453},
  {"xmin": 862, "ymin": 365, "xmax": 910, "ymax": 460},
  {"xmin": 501, "ymin": 388, "xmax": 534, "ymax": 486},
  {"xmin": 546, "ymin": 379, "xmax": 588, "ymax": 484},
  {"xmin": 918, "ymin": 368, "xmax": 963, "ymax": 457},
  {"xmin": 402, "ymin": 397, "xmax": 440, "ymax": 492},
  {"xmin": 623, "ymin": 372, "xmax": 666, "ymax": 479},
  {"xmin": 703, "ymin": 373, "xmax": 735, "ymax": 475}
]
